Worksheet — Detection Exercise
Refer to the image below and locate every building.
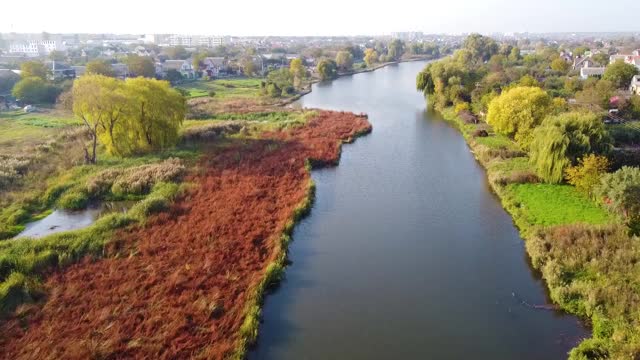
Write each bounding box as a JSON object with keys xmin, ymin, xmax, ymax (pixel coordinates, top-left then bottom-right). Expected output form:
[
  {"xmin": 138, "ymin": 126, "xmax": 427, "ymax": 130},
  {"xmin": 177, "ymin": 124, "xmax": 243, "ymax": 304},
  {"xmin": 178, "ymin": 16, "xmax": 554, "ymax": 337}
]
[
  {"xmin": 197, "ymin": 36, "xmax": 225, "ymax": 48},
  {"xmin": 580, "ymin": 66, "xmax": 605, "ymax": 80},
  {"xmin": 157, "ymin": 60, "xmax": 195, "ymax": 79},
  {"xmin": 609, "ymin": 52, "xmax": 640, "ymax": 70},
  {"xmin": 631, "ymin": 75, "xmax": 640, "ymax": 96},
  {"xmin": 9, "ymin": 40, "xmax": 66, "ymax": 57},
  {"xmin": 201, "ymin": 57, "xmax": 226, "ymax": 77},
  {"xmin": 573, "ymin": 56, "xmax": 595, "ymax": 71},
  {"xmin": 169, "ymin": 35, "xmax": 193, "ymax": 47}
]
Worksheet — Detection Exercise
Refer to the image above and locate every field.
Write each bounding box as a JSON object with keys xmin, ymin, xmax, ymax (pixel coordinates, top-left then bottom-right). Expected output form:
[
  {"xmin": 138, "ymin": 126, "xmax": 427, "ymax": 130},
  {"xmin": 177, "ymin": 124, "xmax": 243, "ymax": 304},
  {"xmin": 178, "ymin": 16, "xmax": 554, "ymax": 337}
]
[
  {"xmin": 0, "ymin": 111, "xmax": 372, "ymax": 359},
  {"xmin": 505, "ymin": 183, "xmax": 614, "ymax": 226},
  {"xmin": 0, "ymin": 109, "xmax": 80, "ymax": 151},
  {"xmin": 178, "ymin": 78, "xmax": 264, "ymax": 99}
]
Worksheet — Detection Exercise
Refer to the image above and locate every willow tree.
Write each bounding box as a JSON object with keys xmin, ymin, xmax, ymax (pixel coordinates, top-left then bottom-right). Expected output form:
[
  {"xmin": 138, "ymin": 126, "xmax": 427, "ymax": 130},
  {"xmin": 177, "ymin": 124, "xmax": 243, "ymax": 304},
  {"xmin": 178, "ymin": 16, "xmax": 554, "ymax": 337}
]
[
  {"xmin": 529, "ymin": 112, "xmax": 611, "ymax": 183},
  {"xmin": 73, "ymin": 75, "xmax": 128, "ymax": 163},
  {"xmin": 487, "ymin": 86, "xmax": 552, "ymax": 149},
  {"xmin": 124, "ymin": 77, "xmax": 186, "ymax": 154}
]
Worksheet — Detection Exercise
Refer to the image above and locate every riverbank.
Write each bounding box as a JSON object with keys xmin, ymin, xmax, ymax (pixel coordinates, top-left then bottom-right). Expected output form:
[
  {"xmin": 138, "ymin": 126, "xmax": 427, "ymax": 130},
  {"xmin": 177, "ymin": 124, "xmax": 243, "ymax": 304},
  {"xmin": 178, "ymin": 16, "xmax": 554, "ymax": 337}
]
[
  {"xmin": 0, "ymin": 111, "xmax": 371, "ymax": 359},
  {"xmin": 436, "ymin": 106, "xmax": 640, "ymax": 359}
]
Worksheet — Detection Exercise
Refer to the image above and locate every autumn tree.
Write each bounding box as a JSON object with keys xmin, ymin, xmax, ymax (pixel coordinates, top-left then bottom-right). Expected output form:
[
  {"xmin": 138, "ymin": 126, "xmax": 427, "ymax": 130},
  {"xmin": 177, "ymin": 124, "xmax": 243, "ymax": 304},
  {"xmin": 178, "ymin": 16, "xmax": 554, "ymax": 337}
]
[
  {"xmin": 486, "ymin": 86, "xmax": 552, "ymax": 148},
  {"xmin": 289, "ymin": 58, "xmax": 306, "ymax": 88},
  {"xmin": 20, "ymin": 61, "xmax": 48, "ymax": 80},
  {"xmin": 335, "ymin": 51, "xmax": 354, "ymax": 72},
  {"xmin": 364, "ymin": 49, "xmax": 378, "ymax": 68},
  {"xmin": 603, "ymin": 60, "xmax": 639, "ymax": 88},
  {"xmin": 124, "ymin": 55, "xmax": 156, "ymax": 78},
  {"xmin": 550, "ymin": 58, "xmax": 570, "ymax": 73},
  {"xmin": 530, "ymin": 112, "xmax": 611, "ymax": 183},
  {"xmin": 565, "ymin": 154, "xmax": 610, "ymax": 196},
  {"xmin": 86, "ymin": 60, "xmax": 115, "ymax": 77},
  {"xmin": 123, "ymin": 77, "xmax": 186, "ymax": 154},
  {"xmin": 241, "ymin": 57, "xmax": 256, "ymax": 77},
  {"xmin": 165, "ymin": 46, "xmax": 189, "ymax": 60},
  {"xmin": 316, "ymin": 59, "xmax": 337, "ymax": 81}
]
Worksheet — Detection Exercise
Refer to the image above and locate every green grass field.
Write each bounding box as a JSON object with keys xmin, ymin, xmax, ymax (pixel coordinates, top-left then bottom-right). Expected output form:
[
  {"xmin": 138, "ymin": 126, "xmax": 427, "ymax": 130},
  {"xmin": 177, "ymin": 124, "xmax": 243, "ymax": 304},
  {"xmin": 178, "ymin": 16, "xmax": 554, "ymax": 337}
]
[
  {"xmin": 506, "ymin": 183, "xmax": 614, "ymax": 226},
  {"xmin": 178, "ymin": 78, "xmax": 264, "ymax": 99},
  {"xmin": 0, "ymin": 110, "xmax": 80, "ymax": 150},
  {"xmin": 475, "ymin": 133, "xmax": 518, "ymax": 150}
]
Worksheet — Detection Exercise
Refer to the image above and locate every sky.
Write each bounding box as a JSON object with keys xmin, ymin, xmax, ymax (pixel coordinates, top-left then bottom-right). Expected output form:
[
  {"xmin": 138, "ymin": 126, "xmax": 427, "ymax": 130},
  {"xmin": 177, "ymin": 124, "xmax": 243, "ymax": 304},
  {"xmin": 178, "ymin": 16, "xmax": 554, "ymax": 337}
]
[{"xmin": 2, "ymin": 0, "xmax": 639, "ymax": 36}]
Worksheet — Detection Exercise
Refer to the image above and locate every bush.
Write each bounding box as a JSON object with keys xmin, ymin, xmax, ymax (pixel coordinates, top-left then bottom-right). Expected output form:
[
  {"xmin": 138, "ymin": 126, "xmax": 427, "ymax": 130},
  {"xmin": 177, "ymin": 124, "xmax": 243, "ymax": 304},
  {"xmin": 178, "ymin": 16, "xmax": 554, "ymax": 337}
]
[
  {"xmin": 12, "ymin": 77, "xmax": 61, "ymax": 104},
  {"xmin": 594, "ymin": 166, "xmax": 640, "ymax": 215},
  {"xmin": 565, "ymin": 154, "xmax": 610, "ymax": 196},
  {"xmin": 472, "ymin": 129, "xmax": 488, "ymax": 137}
]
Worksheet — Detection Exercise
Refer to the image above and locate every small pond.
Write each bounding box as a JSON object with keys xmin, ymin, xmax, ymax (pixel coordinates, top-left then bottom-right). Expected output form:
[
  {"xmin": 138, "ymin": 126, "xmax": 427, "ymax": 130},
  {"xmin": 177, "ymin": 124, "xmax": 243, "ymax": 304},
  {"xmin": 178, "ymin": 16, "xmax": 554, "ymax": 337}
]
[{"xmin": 14, "ymin": 201, "xmax": 135, "ymax": 239}]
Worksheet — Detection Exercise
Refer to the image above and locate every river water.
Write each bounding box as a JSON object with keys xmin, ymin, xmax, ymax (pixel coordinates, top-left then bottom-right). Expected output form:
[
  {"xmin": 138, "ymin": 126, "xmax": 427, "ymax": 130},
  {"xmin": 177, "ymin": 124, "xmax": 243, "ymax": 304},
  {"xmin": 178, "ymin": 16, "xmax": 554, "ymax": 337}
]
[{"xmin": 250, "ymin": 61, "xmax": 588, "ymax": 359}]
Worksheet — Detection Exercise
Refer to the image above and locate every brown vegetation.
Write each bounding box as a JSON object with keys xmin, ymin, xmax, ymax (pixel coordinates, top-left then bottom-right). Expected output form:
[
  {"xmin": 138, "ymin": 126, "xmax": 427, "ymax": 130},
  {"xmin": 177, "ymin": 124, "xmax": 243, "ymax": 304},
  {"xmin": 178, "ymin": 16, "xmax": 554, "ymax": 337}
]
[{"xmin": 0, "ymin": 111, "xmax": 371, "ymax": 360}]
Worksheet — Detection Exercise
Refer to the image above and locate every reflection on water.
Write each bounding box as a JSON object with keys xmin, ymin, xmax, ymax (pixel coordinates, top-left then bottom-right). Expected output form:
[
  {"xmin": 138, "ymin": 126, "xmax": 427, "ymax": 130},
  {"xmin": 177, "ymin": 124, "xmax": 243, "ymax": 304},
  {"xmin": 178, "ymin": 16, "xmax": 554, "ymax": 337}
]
[{"xmin": 14, "ymin": 201, "xmax": 135, "ymax": 239}]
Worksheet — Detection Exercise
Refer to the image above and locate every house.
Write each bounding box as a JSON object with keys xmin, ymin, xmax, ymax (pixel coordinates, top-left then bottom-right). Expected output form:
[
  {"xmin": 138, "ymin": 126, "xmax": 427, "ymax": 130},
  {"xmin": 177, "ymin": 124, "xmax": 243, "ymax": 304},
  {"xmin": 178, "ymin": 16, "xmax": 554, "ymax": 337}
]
[
  {"xmin": 46, "ymin": 61, "xmax": 76, "ymax": 80},
  {"xmin": 573, "ymin": 56, "xmax": 595, "ymax": 71},
  {"xmin": 609, "ymin": 53, "xmax": 640, "ymax": 70},
  {"xmin": 580, "ymin": 66, "xmax": 605, "ymax": 80},
  {"xmin": 9, "ymin": 40, "xmax": 66, "ymax": 57},
  {"xmin": 631, "ymin": 75, "xmax": 640, "ymax": 96},
  {"xmin": 157, "ymin": 60, "xmax": 195, "ymax": 79},
  {"xmin": 201, "ymin": 57, "xmax": 226, "ymax": 77}
]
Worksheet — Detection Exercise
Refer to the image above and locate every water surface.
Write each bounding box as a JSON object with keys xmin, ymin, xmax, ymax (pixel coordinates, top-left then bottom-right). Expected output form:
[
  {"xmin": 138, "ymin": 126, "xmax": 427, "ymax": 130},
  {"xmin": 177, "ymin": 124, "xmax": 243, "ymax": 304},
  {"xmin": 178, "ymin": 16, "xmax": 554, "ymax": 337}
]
[{"xmin": 250, "ymin": 61, "xmax": 588, "ymax": 359}]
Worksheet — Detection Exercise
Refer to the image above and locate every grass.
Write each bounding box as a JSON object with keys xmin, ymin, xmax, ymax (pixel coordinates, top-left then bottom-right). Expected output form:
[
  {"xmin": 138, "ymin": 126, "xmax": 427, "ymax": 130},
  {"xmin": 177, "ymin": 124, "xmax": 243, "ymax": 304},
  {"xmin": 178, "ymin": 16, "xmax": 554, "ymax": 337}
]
[
  {"xmin": 505, "ymin": 183, "xmax": 614, "ymax": 226},
  {"xmin": 0, "ymin": 110, "xmax": 80, "ymax": 150},
  {"xmin": 178, "ymin": 78, "xmax": 264, "ymax": 99}
]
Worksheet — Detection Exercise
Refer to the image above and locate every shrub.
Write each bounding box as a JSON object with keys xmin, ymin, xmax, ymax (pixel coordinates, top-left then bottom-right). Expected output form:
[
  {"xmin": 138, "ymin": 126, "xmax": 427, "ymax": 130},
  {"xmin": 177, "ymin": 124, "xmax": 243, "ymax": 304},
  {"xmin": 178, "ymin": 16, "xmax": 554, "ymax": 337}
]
[
  {"xmin": 12, "ymin": 77, "xmax": 61, "ymax": 104},
  {"xmin": 594, "ymin": 166, "xmax": 640, "ymax": 215},
  {"xmin": 472, "ymin": 129, "xmax": 488, "ymax": 137},
  {"xmin": 454, "ymin": 102, "xmax": 470, "ymax": 113},
  {"xmin": 459, "ymin": 110, "xmax": 478, "ymax": 124},
  {"xmin": 57, "ymin": 187, "xmax": 90, "ymax": 210},
  {"xmin": 565, "ymin": 154, "xmax": 610, "ymax": 196}
]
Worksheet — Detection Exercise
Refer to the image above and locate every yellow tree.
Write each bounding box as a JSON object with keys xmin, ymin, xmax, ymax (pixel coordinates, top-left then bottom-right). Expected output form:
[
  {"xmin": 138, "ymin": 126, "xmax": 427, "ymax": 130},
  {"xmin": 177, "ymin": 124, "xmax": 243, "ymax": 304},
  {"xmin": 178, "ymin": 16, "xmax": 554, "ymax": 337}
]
[
  {"xmin": 20, "ymin": 61, "xmax": 48, "ymax": 80},
  {"xmin": 124, "ymin": 77, "xmax": 186, "ymax": 154},
  {"xmin": 486, "ymin": 86, "xmax": 552, "ymax": 149},
  {"xmin": 289, "ymin": 58, "xmax": 306, "ymax": 88},
  {"xmin": 364, "ymin": 49, "xmax": 378, "ymax": 68},
  {"xmin": 72, "ymin": 75, "xmax": 128, "ymax": 163}
]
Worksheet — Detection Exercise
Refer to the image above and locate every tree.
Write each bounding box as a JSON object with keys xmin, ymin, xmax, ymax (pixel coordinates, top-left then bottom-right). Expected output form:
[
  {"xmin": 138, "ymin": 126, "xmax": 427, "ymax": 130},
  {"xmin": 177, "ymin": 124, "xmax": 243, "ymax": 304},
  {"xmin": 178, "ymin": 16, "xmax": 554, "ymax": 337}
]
[
  {"xmin": 603, "ymin": 60, "xmax": 639, "ymax": 88},
  {"xmin": 0, "ymin": 70, "xmax": 20, "ymax": 93},
  {"xmin": 576, "ymin": 79, "xmax": 615, "ymax": 110},
  {"xmin": 364, "ymin": 49, "xmax": 378, "ymax": 68},
  {"xmin": 573, "ymin": 46, "xmax": 589, "ymax": 57},
  {"xmin": 72, "ymin": 75, "xmax": 185, "ymax": 163},
  {"xmin": 48, "ymin": 50, "xmax": 66, "ymax": 62},
  {"xmin": 595, "ymin": 166, "xmax": 640, "ymax": 232},
  {"xmin": 20, "ymin": 61, "xmax": 48, "ymax": 80},
  {"xmin": 192, "ymin": 52, "xmax": 209, "ymax": 72},
  {"xmin": 565, "ymin": 154, "xmax": 610, "ymax": 196},
  {"xmin": 124, "ymin": 55, "xmax": 155, "ymax": 78},
  {"xmin": 508, "ymin": 47, "xmax": 521, "ymax": 62},
  {"xmin": 486, "ymin": 86, "xmax": 552, "ymax": 148},
  {"xmin": 316, "ymin": 59, "xmax": 337, "ymax": 81},
  {"xmin": 550, "ymin": 58, "xmax": 570, "ymax": 73},
  {"xmin": 335, "ymin": 51, "xmax": 354, "ymax": 72},
  {"xmin": 123, "ymin": 77, "xmax": 185, "ymax": 154},
  {"xmin": 530, "ymin": 112, "xmax": 612, "ymax": 183},
  {"xmin": 165, "ymin": 69, "xmax": 183, "ymax": 84},
  {"xmin": 86, "ymin": 60, "xmax": 115, "ymax": 77},
  {"xmin": 592, "ymin": 53, "xmax": 610, "ymax": 67},
  {"xmin": 165, "ymin": 46, "xmax": 189, "ymax": 60},
  {"xmin": 264, "ymin": 68, "xmax": 294, "ymax": 97},
  {"xmin": 387, "ymin": 39, "xmax": 405, "ymax": 62},
  {"xmin": 241, "ymin": 57, "xmax": 256, "ymax": 77},
  {"xmin": 463, "ymin": 33, "xmax": 499, "ymax": 62},
  {"xmin": 12, "ymin": 77, "xmax": 60, "ymax": 104},
  {"xmin": 289, "ymin": 58, "xmax": 306, "ymax": 88}
]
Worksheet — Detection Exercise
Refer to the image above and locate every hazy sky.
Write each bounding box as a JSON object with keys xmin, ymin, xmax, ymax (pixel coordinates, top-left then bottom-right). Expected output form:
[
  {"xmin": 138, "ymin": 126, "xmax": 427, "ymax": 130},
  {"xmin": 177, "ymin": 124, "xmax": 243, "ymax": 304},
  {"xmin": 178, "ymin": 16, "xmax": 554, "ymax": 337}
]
[{"xmin": 2, "ymin": 0, "xmax": 639, "ymax": 35}]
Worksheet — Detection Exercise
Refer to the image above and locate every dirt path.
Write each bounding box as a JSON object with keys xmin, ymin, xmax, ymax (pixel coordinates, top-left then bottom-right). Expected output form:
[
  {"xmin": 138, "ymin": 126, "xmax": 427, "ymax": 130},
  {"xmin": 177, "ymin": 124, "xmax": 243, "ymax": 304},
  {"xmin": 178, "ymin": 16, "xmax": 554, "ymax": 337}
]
[{"xmin": 0, "ymin": 111, "xmax": 371, "ymax": 360}]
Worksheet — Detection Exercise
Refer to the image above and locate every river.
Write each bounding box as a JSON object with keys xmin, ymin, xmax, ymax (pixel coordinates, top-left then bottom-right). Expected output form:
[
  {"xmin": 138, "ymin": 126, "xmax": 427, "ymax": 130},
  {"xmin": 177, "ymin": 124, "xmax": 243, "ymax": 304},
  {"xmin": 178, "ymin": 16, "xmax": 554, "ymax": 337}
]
[{"xmin": 249, "ymin": 60, "xmax": 588, "ymax": 359}]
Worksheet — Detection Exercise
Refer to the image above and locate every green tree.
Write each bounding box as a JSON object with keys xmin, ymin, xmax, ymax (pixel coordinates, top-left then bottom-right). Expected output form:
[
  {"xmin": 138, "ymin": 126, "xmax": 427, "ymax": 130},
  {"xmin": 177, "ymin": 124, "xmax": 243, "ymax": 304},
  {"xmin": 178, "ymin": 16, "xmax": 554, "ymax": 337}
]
[
  {"xmin": 0, "ymin": 70, "xmax": 20, "ymax": 93},
  {"xmin": 165, "ymin": 46, "xmax": 189, "ymax": 60},
  {"xmin": 289, "ymin": 58, "xmax": 306, "ymax": 88},
  {"xmin": 486, "ymin": 86, "xmax": 552, "ymax": 148},
  {"xmin": 595, "ymin": 166, "xmax": 640, "ymax": 232},
  {"xmin": 463, "ymin": 33, "xmax": 499, "ymax": 62},
  {"xmin": 573, "ymin": 46, "xmax": 589, "ymax": 57},
  {"xmin": 387, "ymin": 39, "xmax": 406, "ymax": 61},
  {"xmin": 592, "ymin": 53, "xmax": 610, "ymax": 67},
  {"xmin": 20, "ymin": 61, "xmax": 48, "ymax": 80},
  {"xmin": 603, "ymin": 60, "xmax": 639, "ymax": 88},
  {"xmin": 508, "ymin": 47, "xmax": 521, "ymax": 62},
  {"xmin": 364, "ymin": 49, "xmax": 378, "ymax": 68},
  {"xmin": 316, "ymin": 59, "xmax": 337, "ymax": 81},
  {"xmin": 241, "ymin": 57, "xmax": 256, "ymax": 77},
  {"xmin": 124, "ymin": 56, "xmax": 156, "ymax": 78},
  {"xmin": 192, "ymin": 52, "xmax": 209, "ymax": 72},
  {"xmin": 86, "ymin": 60, "xmax": 115, "ymax": 77},
  {"xmin": 530, "ymin": 112, "xmax": 612, "ymax": 183},
  {"xmin": 165, "ymin": 69, "xmax": 183, "ymax": 84},
  {"xmin": 576, "ymin": 79, "xmax": 615, "ymax": 110},
  {"xmin": 12, "ymin": 77, "xmax": 60, "ymax": 104},
  {"xmin": 335, "ymin": 51, "xmax": 354, "ymax": 72}
]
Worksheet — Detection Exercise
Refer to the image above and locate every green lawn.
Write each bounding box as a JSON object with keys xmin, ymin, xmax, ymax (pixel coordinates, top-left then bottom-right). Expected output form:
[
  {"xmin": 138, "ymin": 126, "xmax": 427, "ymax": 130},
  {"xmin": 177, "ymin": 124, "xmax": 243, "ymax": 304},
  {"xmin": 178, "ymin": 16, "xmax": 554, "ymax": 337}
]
[
  {"xmin": 178, "ymin": 78, "xmax": 264, "ymax": 99},
  {"xmin": 506, "ymin": 183, "xmax": 614, "ymax": 226},
  {"xmin": 0, "ymin": 110, "xmax": 80, "ymax": 150},
  {"xmin": 475, "ymin": 133, "xmax": 518, "ymax": 150}
]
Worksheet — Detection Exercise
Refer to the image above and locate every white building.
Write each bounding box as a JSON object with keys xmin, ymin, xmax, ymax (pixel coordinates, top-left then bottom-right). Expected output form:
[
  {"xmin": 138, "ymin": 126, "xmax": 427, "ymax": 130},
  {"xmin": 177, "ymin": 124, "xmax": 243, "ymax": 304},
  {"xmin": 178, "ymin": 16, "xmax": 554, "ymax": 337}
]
[
  {"xmin": 631, "ymin": 75, "xmax": 640, "ymax": 96},
  {"xmin": 9, "ymin": 40, "xmax": 66, "ymax": 57},
  {"xmin": 169, "ymin": 35, "xmax": 193, "ymax": 47}
]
